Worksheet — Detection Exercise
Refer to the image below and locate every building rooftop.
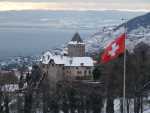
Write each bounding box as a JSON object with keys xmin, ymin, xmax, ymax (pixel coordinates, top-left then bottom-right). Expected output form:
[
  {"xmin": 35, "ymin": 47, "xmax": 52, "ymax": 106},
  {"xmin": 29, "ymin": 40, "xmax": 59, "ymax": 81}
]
[
  {"xmin": 71, "ymin": 32, "xmax": 83, "ymax": 43},
  {"xmin": 41, "ymin": 51, "xmax": 94, "ymax": 67}
]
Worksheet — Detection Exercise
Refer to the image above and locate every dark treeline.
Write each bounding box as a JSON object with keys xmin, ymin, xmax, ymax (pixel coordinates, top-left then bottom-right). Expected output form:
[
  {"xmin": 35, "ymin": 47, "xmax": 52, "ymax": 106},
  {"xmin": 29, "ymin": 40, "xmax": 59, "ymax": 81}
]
[
  {"xmin": 0, "ymin": 42, "xmax": 150, "ymax": 113},
  {"xmin": 97, "ymin": 42, "xmax": 150, "ymax": 113}
]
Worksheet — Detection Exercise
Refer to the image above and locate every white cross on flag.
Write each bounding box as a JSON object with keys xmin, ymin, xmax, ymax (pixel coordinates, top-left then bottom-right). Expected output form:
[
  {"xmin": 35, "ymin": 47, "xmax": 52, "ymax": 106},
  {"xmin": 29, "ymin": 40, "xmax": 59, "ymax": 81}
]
[{"xmin": 101, "ymin": 33, "xmax": 125, "ymax": 63}]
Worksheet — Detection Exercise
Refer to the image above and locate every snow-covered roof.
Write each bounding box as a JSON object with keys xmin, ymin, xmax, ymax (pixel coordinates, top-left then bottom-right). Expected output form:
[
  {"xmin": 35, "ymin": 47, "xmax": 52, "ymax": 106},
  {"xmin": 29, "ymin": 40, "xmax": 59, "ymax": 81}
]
[
  {"xmin": 64, "ymin": 57, "xmax": 94, "ymax": 66},
  {"xmin": 68, "ymin": 41, "xmax": 85, "ymax": 45},
  {"xmin": 68, "ymin": 32, "xmax": 85, "ymax": 45},
  {"xmin": 41, "ymin": 51, "xmax": 94, "ymax": 67},
  {"xmin": 71, "ymin": 32, "xmax": 83, "ymax": 43}
]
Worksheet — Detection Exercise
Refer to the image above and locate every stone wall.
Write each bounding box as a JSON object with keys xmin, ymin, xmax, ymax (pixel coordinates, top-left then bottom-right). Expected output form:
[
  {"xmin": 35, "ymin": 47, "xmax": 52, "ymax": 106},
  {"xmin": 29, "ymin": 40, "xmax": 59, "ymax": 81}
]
[
  {"xmin": 64, "ymin": 66, "xmax": 93, "ymax": 79},
  {"xmin": 68, "ymin": 44, "xmax": 85, "ymax": 57},
  {"xmin": 40, "ymin": 63, "xmax": 93, "ymax": 88},
  {"xmin": 40, "ymin": 63, "xmax": 64, "ymax": 89}
]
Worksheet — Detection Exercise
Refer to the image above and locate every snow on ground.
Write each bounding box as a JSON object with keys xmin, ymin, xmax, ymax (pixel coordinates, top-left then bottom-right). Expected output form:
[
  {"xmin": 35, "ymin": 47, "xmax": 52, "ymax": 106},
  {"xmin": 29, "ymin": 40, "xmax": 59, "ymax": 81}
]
[
  {"xmin": 112, "ymin": 98, "xmax": 150, "ymax": 113},
  {"xmin": 144, "ymin": 109, "xmax": 150, "ymax": 113},
  {"xmin": 85, "ymin": 25, "xmax": 150, "ymax": 54},
  {"xmin": 1, "ymin": 84, "xmax": 18, "ymax": 92}
]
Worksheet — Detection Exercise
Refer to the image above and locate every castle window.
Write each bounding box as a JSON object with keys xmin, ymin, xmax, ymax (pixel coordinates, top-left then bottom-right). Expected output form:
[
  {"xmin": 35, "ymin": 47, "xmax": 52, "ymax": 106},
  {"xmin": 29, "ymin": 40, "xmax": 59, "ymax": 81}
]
[
  {"xmin": 89, "ymin": 70, "xmax": 91, "ymax": 75},
  {"xmin": 80, "ymin": 63, "xmax": 84, "ymax": 66},
  {"xmin": 84, "ymin": 70, "xmax": 87, "ymax": 75},
  {"xmin": 86, "ymin": 67, "xmax": 90, "ymax": 69},
  {"xmin": 77, "ymin": 71, "xmax": 82, "ymax": 74},
  {"xmin": 67, "ymin": 70, "xmax": 71, "ymax": 73},
  {"xmin": 69, "ymin": 60, "xmax": 73, "ymax": 65},
  {"xmin": 49, "ymin": 59, "xmax": 55, "ymax": 65},
  {"xmin": 68, "ymin": 67, "xmax": 70, "ymax": 69}
]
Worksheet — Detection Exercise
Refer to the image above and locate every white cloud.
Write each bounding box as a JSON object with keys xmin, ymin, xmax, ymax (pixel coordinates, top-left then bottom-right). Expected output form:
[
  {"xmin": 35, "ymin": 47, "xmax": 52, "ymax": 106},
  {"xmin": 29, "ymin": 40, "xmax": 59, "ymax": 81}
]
[
  {"xmin": 0, "ymin": 0, "xmax": 150, "ymax": 3},
  {"xmin": 0, "ymin": 2, "xmax": 149, "ymax": 11}
]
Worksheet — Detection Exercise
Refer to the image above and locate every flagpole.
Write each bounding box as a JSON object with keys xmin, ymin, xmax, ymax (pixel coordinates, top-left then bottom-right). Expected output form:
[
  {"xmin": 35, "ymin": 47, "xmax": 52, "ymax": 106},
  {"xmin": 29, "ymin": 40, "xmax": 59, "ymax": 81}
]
[{"xmin": 122, "ymin": 18, "xmax": 127, "ymax": 113}]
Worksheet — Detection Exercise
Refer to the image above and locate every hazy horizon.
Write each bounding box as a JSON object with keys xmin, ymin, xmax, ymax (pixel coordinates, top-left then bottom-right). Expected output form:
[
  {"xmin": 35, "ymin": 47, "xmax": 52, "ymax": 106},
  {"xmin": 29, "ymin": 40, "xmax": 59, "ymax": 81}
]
[
  {"xmin": 0, "ymin": 0, "xmax": 150, "ymax": 11},
  {"xmin": 0, "ymin": 10, "xmax": 145, "ymax": 59}
]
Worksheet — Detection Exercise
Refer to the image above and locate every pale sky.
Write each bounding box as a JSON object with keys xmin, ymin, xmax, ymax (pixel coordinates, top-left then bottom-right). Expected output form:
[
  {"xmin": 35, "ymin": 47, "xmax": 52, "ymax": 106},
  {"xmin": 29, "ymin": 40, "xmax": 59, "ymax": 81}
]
[{"xmin": 0, "ymin": 0, "xmax": 150, "ymax": 11}]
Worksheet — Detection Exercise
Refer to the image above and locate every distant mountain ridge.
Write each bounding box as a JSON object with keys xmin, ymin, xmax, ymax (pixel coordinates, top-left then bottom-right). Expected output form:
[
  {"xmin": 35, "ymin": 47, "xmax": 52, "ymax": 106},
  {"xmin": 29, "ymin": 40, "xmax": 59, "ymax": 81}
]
[
  {"xmin": 127, "ymin": 12, "xmax": 150, "ymax": 32},
  {"xmin": 85, "ymin": 12, "xmax": 150, "ymax": 54},
  {"xmin": 115, "ymin": 12, "xmax": 150, "ymax": 32}
]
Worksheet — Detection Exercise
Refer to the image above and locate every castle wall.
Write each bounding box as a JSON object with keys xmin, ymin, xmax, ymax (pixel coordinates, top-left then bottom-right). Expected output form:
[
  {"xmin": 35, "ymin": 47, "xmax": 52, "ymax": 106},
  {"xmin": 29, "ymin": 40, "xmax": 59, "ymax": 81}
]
[
  {"xmin": 41, "ymin": 62, "xmax": 93, "ymax": 82},
  {"xmin": 64, "ymin": 66, "xmax": 93, "ymax": 79},
  {"xmin": 40, "ymin": 63, "xmax": 64, "ymax": 89}
]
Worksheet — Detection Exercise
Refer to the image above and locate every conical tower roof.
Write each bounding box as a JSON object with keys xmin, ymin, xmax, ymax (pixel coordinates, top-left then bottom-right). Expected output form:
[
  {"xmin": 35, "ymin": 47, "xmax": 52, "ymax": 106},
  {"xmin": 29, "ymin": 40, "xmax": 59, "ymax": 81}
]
[{"xmin": 71, "ymin": 32, "xmax": 83, "ymax": 43}]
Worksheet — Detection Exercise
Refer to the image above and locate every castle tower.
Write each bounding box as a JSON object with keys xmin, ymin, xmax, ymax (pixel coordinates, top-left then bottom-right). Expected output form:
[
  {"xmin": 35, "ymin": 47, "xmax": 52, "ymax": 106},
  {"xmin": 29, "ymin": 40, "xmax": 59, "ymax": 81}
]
[{"xmin": 68, "ymin": 33, "xmax": 85, "ymax": 57}]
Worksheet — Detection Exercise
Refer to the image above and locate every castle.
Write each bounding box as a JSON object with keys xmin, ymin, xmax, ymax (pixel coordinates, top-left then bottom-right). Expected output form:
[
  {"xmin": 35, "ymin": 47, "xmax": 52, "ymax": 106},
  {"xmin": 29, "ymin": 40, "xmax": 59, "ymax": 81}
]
[{"xmin": 40, "ymin": 33, "xmax": 94, "ymax": 84}]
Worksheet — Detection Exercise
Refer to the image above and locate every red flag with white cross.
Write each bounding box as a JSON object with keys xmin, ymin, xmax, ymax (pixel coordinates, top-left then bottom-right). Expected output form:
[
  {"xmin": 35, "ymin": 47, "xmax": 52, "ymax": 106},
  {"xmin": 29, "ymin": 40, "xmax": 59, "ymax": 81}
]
[{"xmin": 101, "ymin": 33, "xmax": 125, "ymax": 63}]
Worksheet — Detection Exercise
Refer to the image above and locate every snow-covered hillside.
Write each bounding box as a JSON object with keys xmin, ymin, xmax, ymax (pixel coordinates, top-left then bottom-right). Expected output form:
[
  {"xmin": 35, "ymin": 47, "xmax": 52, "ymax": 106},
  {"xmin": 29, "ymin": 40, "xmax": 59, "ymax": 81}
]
[{"xmin": 85, "ymin": 12, "xmax": 150, "ymax": 54}]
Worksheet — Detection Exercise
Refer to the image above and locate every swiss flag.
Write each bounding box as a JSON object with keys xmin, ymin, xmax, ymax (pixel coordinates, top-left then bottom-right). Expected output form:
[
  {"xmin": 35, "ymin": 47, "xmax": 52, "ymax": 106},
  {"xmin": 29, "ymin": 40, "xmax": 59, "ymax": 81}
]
[{"xmin": 101, "ymin": 33, "xmax": 125, "ymax": 63}]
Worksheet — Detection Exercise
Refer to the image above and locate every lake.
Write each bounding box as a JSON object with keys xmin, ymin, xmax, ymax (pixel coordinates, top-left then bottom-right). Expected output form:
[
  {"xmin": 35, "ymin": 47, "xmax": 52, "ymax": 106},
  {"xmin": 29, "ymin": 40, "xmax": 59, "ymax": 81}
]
[{"xmin": 0, "ymin": 10, "xmax": 144, "ymax": 59}]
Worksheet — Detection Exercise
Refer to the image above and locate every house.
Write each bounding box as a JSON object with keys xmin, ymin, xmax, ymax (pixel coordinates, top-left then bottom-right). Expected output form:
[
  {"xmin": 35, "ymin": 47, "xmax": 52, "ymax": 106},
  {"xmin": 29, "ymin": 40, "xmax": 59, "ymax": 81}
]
[{"xmin": 40, "ymin": 33, "xmax": 94, "ymax": 85}]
